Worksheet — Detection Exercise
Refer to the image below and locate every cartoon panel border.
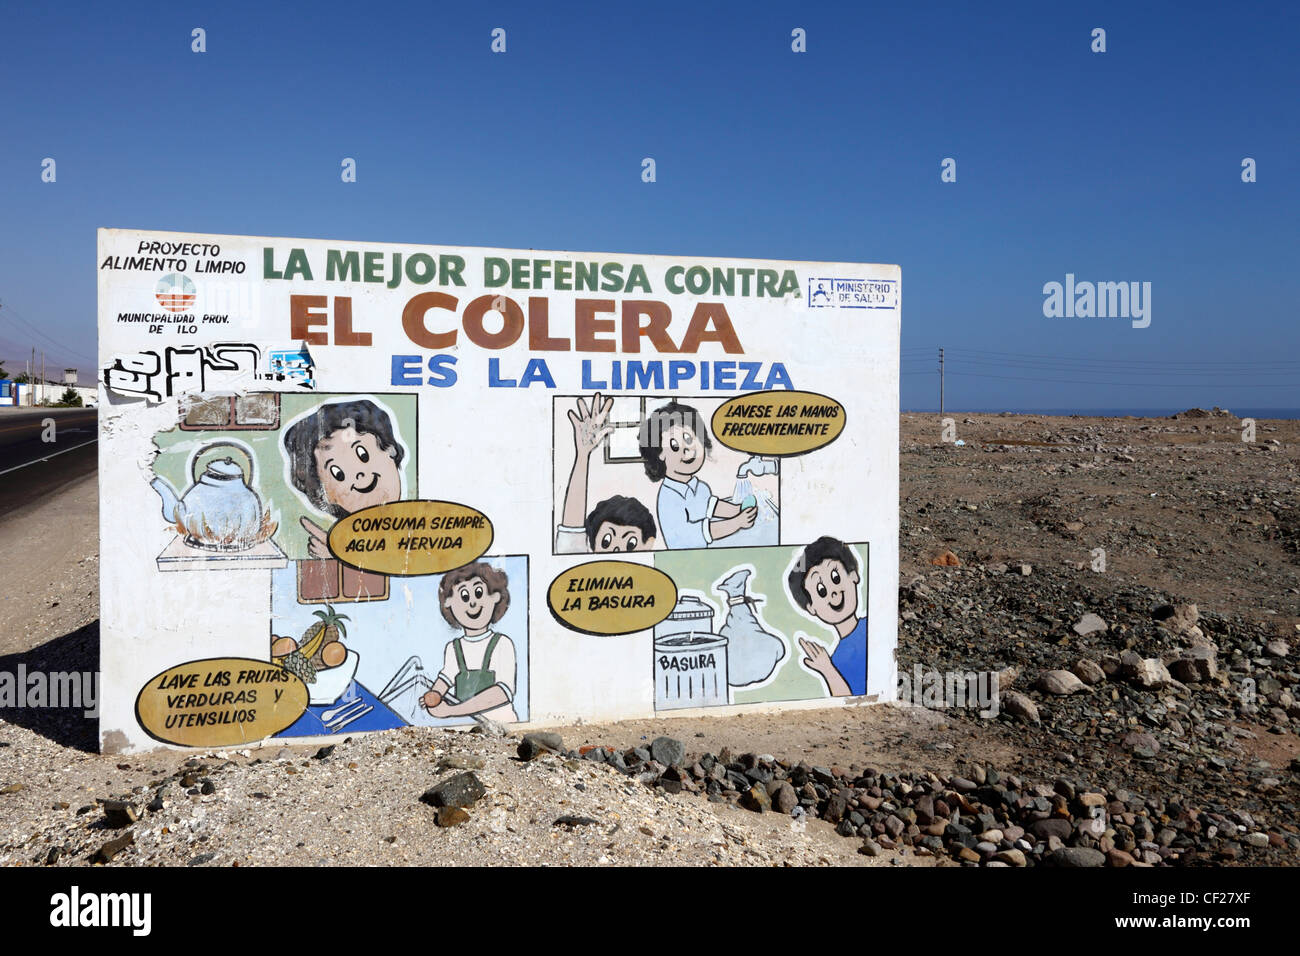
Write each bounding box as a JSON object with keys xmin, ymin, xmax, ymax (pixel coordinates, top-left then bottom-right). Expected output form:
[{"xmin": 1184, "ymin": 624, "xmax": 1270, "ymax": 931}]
[
  {"xmin": 550, "ymin": 394, "xmax": 783, "ymax": 557},
  {"xmin": 649, "ymin": 539, "xmax": 870, "ymax": 713}
]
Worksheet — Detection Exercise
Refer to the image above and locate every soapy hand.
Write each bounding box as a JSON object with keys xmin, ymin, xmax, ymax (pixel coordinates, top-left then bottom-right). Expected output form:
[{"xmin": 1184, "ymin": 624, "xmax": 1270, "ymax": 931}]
[
  {"xmin": 711, "ymin": 506, "xmax": 757, "ymax": 541},
  {"xmin": 567, "ymin": 392, "xmax": 614, "ymax": 458}
]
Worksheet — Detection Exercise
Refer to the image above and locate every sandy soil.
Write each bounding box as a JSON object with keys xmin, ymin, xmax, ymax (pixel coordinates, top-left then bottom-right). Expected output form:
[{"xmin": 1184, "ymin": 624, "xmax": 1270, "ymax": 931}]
[{"xmin": 0, "ymin": 411, "xmax": 1295, "ymax": 866}]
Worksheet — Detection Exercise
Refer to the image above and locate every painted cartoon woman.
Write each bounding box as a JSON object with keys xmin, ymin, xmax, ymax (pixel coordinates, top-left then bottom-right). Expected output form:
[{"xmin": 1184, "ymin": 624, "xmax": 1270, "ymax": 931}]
[
  {"xmin": 420, "ymin": 562, "xmax": 519, "ymax": 723},
  {"xmin": 638, "ymin": 400, "xmax": 756, "ymax": 549},
  {"xmin": 282, "ymin": 399, "xmax": 406, "ymax": 558}
]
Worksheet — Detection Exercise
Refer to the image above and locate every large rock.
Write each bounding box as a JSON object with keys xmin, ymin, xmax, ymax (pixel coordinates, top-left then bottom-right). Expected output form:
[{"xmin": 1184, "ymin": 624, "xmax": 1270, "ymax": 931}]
[
  {"xmin": 740, "ymin": 783, "xmax": 771, "ymax": 813},
  {"xmin": 1002, "ymin": 691, "xmax": 1040, "ymax": 725},
  {"xmin": 1169, "ymin": 645, "xmax": 1217, "ymax": 683},
  {"xmin": 649, "ymin": 737, "xmax": 686, "ymax": 767},
  {"xmin": 517, "ymin": 732, "xmax": 564, "ymax": 761},
  {"xmin": 435, "ymin": 806, "xmax": 470, "ymax": 827},
  {"xmin": 1073, "ymin": 614, "xmax": 1108, "ymax": 637},
  {"xmin": 772, "ymin": 782, "xmax": 798, "ymax": 814},
  {"xmin": 101, "ymin": 800, "xmax": 138, "ymax": 829},
  {"xmin": 1265, "ymin": 640, "xmax": 1290, "ymax": 659},
  {"xmin": 1122, "ymin": 731, "xmax": 1160, "ymax": 757},
  {"xmin": 92, "ymin": 831, "xmax": 135, "ymax": 864},
  {"xmin": 420, "ymin": 771, "xmax": 486, "ymax": 809},
  {"xmin": 1071, "ymin": 659, "xmax": 1106, "ymax": 685},
  {"xmin": 1031, "ymin": 818, "xmax": 1073, "ymax": 842},
  {"xmin": 1120, "ymin": 652, "xmax": 1173, "ymax": 690},
  {"xmin": 1046, "ymin": 846, "xmax": 1106, "ymax": 867},
  {"xmin": 1153, "ymin": 603, "xmax": 1205, "ymax": 643},
  {"xmin": 1036, "ymin": 670, "xmax": 1086, "ymax": 696}
]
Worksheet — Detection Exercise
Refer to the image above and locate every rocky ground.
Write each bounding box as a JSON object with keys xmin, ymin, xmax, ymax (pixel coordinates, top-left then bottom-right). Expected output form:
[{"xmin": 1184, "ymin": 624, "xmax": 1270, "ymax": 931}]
[{"xmin": 0, "ymin": 410, "xmax": 1296, "ymax": 866}]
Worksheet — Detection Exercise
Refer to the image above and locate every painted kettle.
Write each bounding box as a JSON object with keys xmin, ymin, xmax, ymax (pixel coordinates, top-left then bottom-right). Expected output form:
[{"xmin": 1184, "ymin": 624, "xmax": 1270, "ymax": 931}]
[{"xmin": 151, "ymin": 444, "xmax": 264, "ymax": 549}]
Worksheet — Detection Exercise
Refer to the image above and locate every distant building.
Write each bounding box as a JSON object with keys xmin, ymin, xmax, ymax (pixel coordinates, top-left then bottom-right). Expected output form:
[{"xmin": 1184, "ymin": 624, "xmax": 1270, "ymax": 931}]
[
  {"xmin": 0, "ymin": 380, "xmax": 28, "ymax": 406},
  {"xmin": 0, "ymin": 378, "xmax": 95, "ymax": 407}
]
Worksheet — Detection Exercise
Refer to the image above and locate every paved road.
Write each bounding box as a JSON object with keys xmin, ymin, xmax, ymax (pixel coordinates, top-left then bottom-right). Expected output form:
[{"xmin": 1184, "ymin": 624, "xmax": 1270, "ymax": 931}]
[{"xmin": 0, "ymin": 408, "xmax": 98, "ymax": 519}]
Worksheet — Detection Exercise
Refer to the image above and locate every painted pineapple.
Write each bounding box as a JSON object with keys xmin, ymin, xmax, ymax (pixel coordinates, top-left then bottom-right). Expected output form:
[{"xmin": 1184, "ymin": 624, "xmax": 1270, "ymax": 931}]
[{"xmin": 281, "ymin": 605, "xmax": 349, "ymax": 685}]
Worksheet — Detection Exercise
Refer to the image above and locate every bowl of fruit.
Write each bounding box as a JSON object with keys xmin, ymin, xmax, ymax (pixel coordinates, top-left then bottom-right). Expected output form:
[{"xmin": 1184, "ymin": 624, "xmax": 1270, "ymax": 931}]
[{"xmin": 272, "ymin": 605, "xmax": 360, "ymax": 705}]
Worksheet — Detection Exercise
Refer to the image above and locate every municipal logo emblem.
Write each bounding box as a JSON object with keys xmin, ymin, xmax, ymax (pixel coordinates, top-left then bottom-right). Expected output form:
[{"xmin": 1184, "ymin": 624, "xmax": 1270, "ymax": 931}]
[{"xmin": 155, "ymin": 273, "xmax": 197, "ymax": 313}]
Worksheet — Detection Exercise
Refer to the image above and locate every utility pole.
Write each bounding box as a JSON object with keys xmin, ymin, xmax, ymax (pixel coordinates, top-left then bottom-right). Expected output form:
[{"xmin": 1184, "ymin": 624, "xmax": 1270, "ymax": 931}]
[
  {"xmin": 42, "ymin": 350, "xmax": 46, "ymax": 405},
  {"xmin": 938, "ymin": 347, "xmax": 945, "ymax": 415}
]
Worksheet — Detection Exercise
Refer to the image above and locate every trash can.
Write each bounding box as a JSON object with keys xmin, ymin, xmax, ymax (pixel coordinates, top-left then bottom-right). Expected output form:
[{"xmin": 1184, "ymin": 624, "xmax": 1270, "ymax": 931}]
[{"xmin": 653, "ymin": 595, "xmax": 729, "ymax": 710}]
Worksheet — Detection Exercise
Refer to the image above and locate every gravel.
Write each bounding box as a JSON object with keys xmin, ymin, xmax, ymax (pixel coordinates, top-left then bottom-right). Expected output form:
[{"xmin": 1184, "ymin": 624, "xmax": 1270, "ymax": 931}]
[{"xmin": 1, "ymin": 412, "xmax": 1296, "ymax": 867}]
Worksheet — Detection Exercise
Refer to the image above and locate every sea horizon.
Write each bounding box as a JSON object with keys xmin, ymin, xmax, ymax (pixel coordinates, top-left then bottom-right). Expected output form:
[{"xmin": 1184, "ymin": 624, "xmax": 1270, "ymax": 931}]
[{"xmin": 903, "ymin": 407, "xmax": 1300, "ymax": 420}]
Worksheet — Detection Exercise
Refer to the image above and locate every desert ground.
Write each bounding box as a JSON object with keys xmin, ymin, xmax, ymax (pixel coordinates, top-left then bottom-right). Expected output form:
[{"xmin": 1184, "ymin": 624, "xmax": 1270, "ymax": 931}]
[{"xmin": 0, "ymin": 410, "xmax": 1296, "ymax": 866}]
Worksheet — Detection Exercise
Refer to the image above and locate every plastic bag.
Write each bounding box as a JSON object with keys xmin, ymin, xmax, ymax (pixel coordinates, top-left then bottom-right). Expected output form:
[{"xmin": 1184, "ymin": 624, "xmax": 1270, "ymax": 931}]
[{"xmin": 716, "ymin": 568, "xmax": 786, "ymax": 686}]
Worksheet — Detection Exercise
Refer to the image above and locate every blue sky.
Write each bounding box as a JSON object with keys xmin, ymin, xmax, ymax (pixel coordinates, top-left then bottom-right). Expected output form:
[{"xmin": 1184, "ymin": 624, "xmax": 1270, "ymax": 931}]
[{"xmin": 1, "ymin": 1, "xmax": 1296, "ymax": 411}]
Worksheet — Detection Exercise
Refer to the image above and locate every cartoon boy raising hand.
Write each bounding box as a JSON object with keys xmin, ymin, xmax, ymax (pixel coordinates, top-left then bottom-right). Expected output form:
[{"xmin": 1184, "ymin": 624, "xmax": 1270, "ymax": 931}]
[
  {"xmin": 555, "ymin": 393, "xmax": 658, "ymax": 554},
  {"xmin": 787, "ymin": 536, "xmax": 867, "ymax": 697}
]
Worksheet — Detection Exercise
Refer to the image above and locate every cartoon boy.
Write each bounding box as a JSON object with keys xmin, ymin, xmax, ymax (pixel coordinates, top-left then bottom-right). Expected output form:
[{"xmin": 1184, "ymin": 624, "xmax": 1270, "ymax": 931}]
[
  {"xmin": 638, "ymin": 400, "xmax": 756, "ymax": 549},
  {"xmin": 555, "ymin": 393, "xmax": 658, "ymax": 553},
  {"xmin": 282, "ymin": 399, "xmax": 406, "ymax": 558},
  {"xmin": 787, "ymin": 536, "xmax": 867, "ymax": 697},
  {"xmin": 420, "ymin": 562, "xmax": 518, "ymax": 723}
]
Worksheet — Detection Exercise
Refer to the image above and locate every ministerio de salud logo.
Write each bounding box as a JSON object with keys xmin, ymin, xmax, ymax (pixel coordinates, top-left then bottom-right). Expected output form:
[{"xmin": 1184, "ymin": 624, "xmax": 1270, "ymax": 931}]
[{"xmin": 155, "ymin": 272, "xmax": 197, "ymax": 313}]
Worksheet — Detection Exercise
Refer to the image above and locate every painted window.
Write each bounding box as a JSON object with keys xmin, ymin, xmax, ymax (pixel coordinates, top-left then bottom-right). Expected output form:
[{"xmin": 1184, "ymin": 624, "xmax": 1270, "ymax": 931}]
[{"xmin": 181, "ymin": 393, "xmax": 281, "ymax": 430}]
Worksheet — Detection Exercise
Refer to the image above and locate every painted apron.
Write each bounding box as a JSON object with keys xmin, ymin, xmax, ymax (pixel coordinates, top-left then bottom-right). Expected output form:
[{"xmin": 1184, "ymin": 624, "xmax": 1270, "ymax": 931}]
[{"xmin": 452, "ymin": 632, "xmax": 502, "ymax": 701}]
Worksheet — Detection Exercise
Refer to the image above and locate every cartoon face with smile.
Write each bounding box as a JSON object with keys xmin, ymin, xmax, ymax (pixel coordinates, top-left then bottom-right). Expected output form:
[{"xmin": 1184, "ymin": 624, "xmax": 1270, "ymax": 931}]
[
  {"xmin": 658, "ymin": 423, "xmax": 705, "ymax": 481},
  {"xmin": 312, "ymin": 425, "xmax": 401, "ymax": 515},
  {"xmin": 801, "ymin": 557, "xmax": 859, "ymax": 628},
  {"xmin": 442, "ymin": 575, "xmax": 502, "ymax": 634},
  {"xmin": 284, "ymin": 399, "xmax": 407, "ymax": 521},
  {"xmin": 639, "ymin": 401, "xmax": 715, "ymax": 487},
  {"xmin": 438, "ymin": 562, "xmax": 511, "ymax": 639}
]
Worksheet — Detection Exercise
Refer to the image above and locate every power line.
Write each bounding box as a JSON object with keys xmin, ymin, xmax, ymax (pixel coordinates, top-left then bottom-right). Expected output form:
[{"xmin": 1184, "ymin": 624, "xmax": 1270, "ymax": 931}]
[
  {"xmin": 0, "ymin": 300, "xmax": 96, "ymax": 367},
  {"xmin": 938, "ymin": 347, "xmax": 944, "ymax": 415},
  {"xmin": 942, "ymin": 369, "xmax": 1296, "ymax": 389},
  {"xmin": 933, "ymin": 346, "xmax": 1300, "ymax": 370},
  {"xmin": 934, "ymin": 357, "xmax": 1300, "ymax": 378}
]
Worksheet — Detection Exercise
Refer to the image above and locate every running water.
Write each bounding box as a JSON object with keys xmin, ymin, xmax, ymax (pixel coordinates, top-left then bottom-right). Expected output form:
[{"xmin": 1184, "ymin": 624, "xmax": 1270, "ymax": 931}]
[{"xmin": 731, "ymin": 477, "xmax": 779, "ymax": 523}]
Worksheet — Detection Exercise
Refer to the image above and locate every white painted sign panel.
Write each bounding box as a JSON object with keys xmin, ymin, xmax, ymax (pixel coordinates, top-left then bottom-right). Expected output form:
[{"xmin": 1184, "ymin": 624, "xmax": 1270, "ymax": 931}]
[{"xmin": 97, "ymin": 229, "xmax": 900, "ymax": 752}]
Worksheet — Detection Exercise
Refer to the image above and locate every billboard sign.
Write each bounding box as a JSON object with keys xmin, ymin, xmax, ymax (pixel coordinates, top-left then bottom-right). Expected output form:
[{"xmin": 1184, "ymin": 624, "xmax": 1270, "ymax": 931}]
[{"xmin": 97, "ymin": 229, "xmax": 900, "ymax": 752}]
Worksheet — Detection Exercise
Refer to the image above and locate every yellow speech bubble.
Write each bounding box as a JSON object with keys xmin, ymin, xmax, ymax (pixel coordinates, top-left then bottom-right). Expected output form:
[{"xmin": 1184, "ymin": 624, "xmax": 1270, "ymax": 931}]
[
  {"xmin": 710, "ymin": 390, "xmax": 846, "ymax": 456},
  {"xmin": 135, "ymin": 657, "xmax": 308, "ymax": 748},
  {"xmin": 548, "ymin": 560, "xmax": 677, "ymax": 636},
  {"xmin": 328, "ymin": 500, "xmax": 494, "ymax": 576}
]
